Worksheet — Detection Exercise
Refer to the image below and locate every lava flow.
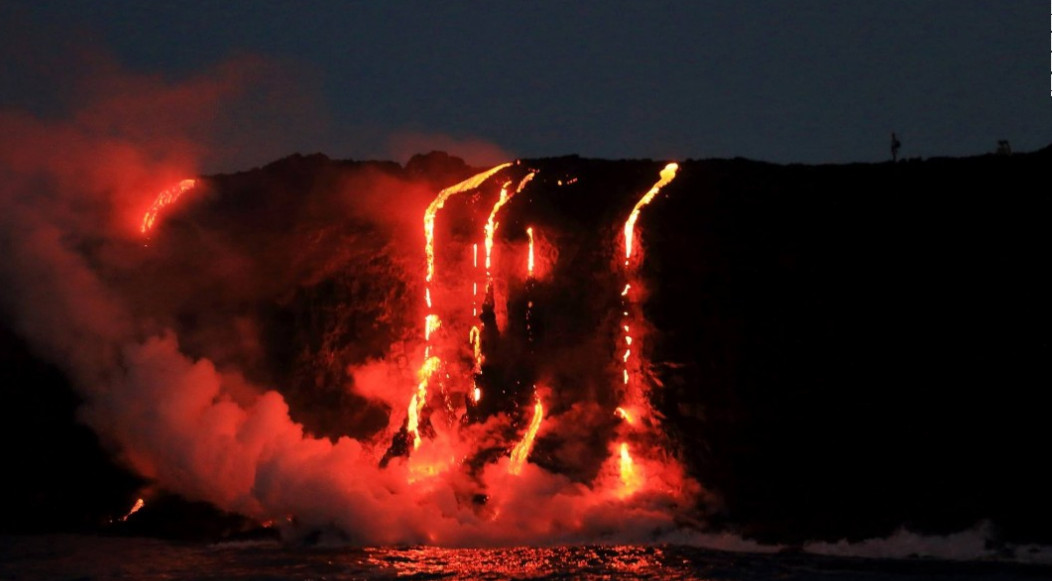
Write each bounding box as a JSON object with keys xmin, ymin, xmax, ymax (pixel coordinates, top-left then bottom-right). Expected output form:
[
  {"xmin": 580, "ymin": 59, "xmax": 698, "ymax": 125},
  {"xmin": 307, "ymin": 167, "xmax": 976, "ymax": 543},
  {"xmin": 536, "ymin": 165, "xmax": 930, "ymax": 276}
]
[
  {"xmin": 615, "ymin": 162, "xmax": 680, "ymax": 496},
  {"xmin": 408, "ymin": 355, "xmax": 441, "ymax": 449},
  {"xmin": 618, "ymin": 442, "xmax": 643, "ymax": 498},
  {"xmin": 624, "ymin": 163, "xmax": 678, "ymax": 264},
  {"xmin": 119, "ymin": 498, "xmax": 145, "ymax": 522},
  {"xmin": 508, "ymin": 398, "xmax": 544, "ymax": 475},
  {"xmin": 484, "ymin": 181, "xmax": 513, "ymax": 275},
  {"xmin": 526, "ymin": 226, "xmax": 535, "ymax": 277},
  {"xmin": 140, "ymin": 179, "xmax": 197, "ymax": 234},
  {"xmin": 483, "ymin": 171, "xmax": 535, "ymax": 281},
  {"xmin": 112, "ymin": 157, "xmax": 701, "ymax": 545},
  {"xmin": 410, "ymin": 162, "xmax": 512, "ymax": 450},
  {"xmin": 473, "ymin": 170, "xmax": 536, "ymax": 406},
  {"xmin": 425, "ymin": 163, "xmax": 512, "ymax": 284}
]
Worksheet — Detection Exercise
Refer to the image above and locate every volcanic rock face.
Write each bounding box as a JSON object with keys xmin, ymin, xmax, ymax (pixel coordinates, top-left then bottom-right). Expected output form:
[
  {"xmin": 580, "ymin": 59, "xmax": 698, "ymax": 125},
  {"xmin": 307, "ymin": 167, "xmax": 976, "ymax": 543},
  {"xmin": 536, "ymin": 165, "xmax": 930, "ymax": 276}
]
[{"xmin": 2, "ymin": 148, "xmax": 1049, "ymax": 544}]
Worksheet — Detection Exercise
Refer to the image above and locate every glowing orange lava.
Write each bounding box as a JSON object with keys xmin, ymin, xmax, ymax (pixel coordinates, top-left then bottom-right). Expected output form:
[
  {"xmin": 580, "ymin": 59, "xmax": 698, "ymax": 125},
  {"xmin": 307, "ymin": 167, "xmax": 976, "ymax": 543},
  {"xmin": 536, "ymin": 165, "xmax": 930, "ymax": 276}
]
[
  {"xmin": 469, "ymin": 325, "xmax": 483, "ymax": 402},
  {"xmin": 509, "ymin": 398, "xmax": 544, "ymax": 475},
  {"xmin": 408, "ymin": 356, "xmax": 440, "ymax": 450},
  {"xmin": 615, "ymin": 406, "xmax": 636, "ymax": 424},
  {"xmin": 483, "ymin": 172, "xmax": 535, "ymax": 278},
  {"xmin": 471, "ymin": 170, "xmax": 536, "ymax": 412},
  {"xmin": 618, "ymin": 442, "xmax": 642, "ymax": 498},
  {"xmin": 484, "ymin": 183, "xmax": 507, "ymax": 272},
  {"xmin": 140, "ymin": 179, "xmax": 197, "ymax": 234},
  {"xmin": 613, "ymin": 162, "xmax": 681, "ymax": 495},
  {"xmin": 516, "ymin": 171, "xmax": 536, "ymax": 194},
  {"xmin": 472, "ymin": 244, "xmax": 479, "ymax": 316},
  {"xmin": 483, "ymin": 175, "xmax": 534, "ymax": 276},
  {"xmin": 469, "ymin": 327, "xmax": 483, "ymax": 370},
  {"xmin": 119, "ymin": 497, "xmax": 145, "ymax": 522},
  {"xmin": 624, "ymin": 163, "xmax": 678, "ymax": 263},
  {"xmin": 413, "ymin": 163, "xmax": 511, "ymax": 453},
  {"xmin": 425, "ymin": 163, "xmax": 512, "ymax": 283},
  {"xmin": 526, "ymin": 227, "xmax": 535, "ymax": 277},
  {"xmin": 425, "ymin": 314, "xmax": 441, "ymax": 341}
]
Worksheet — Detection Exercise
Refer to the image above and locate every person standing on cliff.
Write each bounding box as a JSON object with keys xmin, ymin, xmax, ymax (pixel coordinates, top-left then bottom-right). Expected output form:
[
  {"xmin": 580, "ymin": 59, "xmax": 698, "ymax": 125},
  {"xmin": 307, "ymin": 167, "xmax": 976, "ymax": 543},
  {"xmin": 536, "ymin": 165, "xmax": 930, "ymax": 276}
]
[{"xmin": 891, "ymin": 132, "xmax": 901, "ymax": 162}]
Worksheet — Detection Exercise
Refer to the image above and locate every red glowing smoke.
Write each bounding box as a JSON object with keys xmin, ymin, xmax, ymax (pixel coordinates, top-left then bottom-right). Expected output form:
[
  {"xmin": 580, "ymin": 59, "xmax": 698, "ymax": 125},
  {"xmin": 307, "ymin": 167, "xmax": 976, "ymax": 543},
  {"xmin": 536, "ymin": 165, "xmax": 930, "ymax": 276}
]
[{"xmin": 0, "ymin": 43, "xmax": 702, "ymax": 546}]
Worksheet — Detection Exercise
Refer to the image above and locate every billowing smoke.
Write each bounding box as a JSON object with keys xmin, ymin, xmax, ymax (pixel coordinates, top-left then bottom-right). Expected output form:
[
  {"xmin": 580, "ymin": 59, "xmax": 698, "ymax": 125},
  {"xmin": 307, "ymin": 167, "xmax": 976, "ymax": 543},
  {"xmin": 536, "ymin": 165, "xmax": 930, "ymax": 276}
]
[{"xmin": 0, "ymin": 47, "xmax": 703, "ymax": 546}]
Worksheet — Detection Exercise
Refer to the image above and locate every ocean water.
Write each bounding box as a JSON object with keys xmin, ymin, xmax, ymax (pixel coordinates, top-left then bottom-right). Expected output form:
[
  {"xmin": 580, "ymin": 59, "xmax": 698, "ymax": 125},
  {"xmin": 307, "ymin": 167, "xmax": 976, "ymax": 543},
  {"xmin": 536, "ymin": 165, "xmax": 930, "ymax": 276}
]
[{"xmin": 2, "ymin": 535, "xmax": 1051, "ymax": 580}]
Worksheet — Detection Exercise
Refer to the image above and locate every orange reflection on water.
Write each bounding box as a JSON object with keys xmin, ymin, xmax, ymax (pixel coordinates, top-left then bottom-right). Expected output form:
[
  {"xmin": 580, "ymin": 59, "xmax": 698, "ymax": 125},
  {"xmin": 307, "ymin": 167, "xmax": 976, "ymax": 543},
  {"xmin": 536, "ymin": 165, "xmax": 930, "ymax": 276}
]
[{"xmin": 364, "ymin": 545, "xmax": 667, "ymax": 578}]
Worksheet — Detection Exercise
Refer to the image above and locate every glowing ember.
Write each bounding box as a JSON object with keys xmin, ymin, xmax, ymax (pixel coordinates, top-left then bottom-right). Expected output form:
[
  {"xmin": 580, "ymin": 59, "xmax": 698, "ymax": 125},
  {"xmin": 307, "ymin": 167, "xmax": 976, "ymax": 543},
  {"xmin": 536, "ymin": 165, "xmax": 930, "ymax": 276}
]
[
  {"xmin": 509, "ymin": 398, "xmax": 544, "ymax": 475},
  {"xmin": 624, "ymin": 163, "xmax": 678, "ymax": 262},
  {"xmin": 140, "ymin": 179, "xmax": 197, "ymax": 234},
  {"xmin": 119, "ymin": 497, "xmax": 145, "ymax": 522}
]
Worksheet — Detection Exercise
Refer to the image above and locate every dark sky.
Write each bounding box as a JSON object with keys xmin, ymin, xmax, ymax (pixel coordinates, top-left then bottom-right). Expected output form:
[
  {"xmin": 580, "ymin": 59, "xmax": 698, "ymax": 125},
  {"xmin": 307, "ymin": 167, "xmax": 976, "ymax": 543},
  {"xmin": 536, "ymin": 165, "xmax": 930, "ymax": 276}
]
[{"xmin": 2, "ymin": 0, "xmax": 1048, "ymax": 170}]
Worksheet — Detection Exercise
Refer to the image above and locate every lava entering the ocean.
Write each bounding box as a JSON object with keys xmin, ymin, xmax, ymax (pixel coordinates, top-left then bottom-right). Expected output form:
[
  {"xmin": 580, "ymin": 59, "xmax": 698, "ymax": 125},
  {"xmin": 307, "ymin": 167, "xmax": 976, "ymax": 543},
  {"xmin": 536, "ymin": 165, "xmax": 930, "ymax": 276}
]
[
  {"xmin": 508, "ymin": 398, "xmax": 544, "ymax": 475},
  {"xmin": 105, "ymin": 157, "xmax": 701, "ymax": 545},
  {"xmin": 388, "ymin": 159, "xmax": 690, "ymax": 507}
]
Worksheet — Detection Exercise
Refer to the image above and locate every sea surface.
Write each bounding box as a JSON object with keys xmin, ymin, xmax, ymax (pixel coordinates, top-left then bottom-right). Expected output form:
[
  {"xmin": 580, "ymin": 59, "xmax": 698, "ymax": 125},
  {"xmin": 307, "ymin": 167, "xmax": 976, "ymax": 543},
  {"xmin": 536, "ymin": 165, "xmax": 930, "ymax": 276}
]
[{"xmin": 2, "ymin": 535, "xmax": 1050, "ymax": 580}]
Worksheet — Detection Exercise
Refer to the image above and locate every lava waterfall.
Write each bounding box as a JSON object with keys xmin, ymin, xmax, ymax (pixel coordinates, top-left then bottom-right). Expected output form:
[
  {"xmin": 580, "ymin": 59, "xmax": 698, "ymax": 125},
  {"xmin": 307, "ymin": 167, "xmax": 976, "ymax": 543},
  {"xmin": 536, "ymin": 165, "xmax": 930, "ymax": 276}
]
[{"xmin": 2, "ymin": 149, "xmax": 1048, "ymax": 546}]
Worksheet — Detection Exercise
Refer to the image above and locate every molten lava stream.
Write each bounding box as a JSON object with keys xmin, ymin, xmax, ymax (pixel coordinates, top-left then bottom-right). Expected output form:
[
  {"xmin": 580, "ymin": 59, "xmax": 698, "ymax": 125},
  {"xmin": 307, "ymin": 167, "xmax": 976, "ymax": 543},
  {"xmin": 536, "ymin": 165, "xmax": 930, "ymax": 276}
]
[
  {"xmin": 410, "ymin": 162, "xmax": 512, "ymax": 453},
  {"xmin": 469, "ymin": 326, "xmax": 483, "ymax": 403},
  {"xmin": 473, "ymin": 171, "xmax": 536, "ymax": 407},
  {"xmin": 624, "ymin": 163, "xmax": 678, "ymax": 264},
  {"xmin": 141, "ymin": 178, "xmax": 197, "ymax": 234},
  {"xmin": 425, "ymin": 163, "xmax": 512, "ymax": 284},
  {"xmin": 408, "ymin": 356, "xmax": 441, "ymax": 450},
  {"xmin": 525, "ymin": 226, "xmax": 538, "ymax": 342},
  {"xmin": 483, "ymin": 171, "xmax": 534, "ymax": 285},
  {"xmin": 526, "ymin": 226, "xmax": 535, "ymax": 278},
  {"xmin": 619, "ymin": 162, "xmax": 680, "ymax": 403},
  {"xmin": 617, "ymin": 442, "xmax": 643, "ymax": 498},
  {"xmin": 508, "ymin": 398, "xmax": 544, "ymax": 475},
  {"xmin": 612, "ymin": 162, "xmax": 680, "ymax": 496},
  {"xmin": 118, "ymin": 498, "xmax": 145, "ymax": 522}
]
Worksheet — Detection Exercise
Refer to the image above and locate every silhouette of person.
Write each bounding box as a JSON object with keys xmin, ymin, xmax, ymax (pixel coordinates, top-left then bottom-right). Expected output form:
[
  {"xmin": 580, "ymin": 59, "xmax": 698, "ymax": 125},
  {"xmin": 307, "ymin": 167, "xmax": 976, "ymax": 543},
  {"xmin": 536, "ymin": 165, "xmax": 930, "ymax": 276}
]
[{"xmin": 891, "ymin": 132, "xmax": 901, "ymax": 162}]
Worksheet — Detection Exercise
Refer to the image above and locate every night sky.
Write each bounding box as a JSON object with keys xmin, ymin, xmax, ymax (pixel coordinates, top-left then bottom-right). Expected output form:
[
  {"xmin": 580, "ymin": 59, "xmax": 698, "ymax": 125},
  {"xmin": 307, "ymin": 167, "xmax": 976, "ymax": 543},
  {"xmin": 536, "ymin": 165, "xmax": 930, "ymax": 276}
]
[{"xmin": 2, "ymin": 1, "xmax": 1049, "ymax": 170}]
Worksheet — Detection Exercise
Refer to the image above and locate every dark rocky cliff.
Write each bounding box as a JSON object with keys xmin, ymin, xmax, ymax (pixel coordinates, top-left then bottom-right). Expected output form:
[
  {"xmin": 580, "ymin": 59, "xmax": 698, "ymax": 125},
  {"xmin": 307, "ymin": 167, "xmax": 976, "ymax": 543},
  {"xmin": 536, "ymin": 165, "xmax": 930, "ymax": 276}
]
[{"xmin": 2, "ymin": 147, "xmax": 1048, "ymax": 544}]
